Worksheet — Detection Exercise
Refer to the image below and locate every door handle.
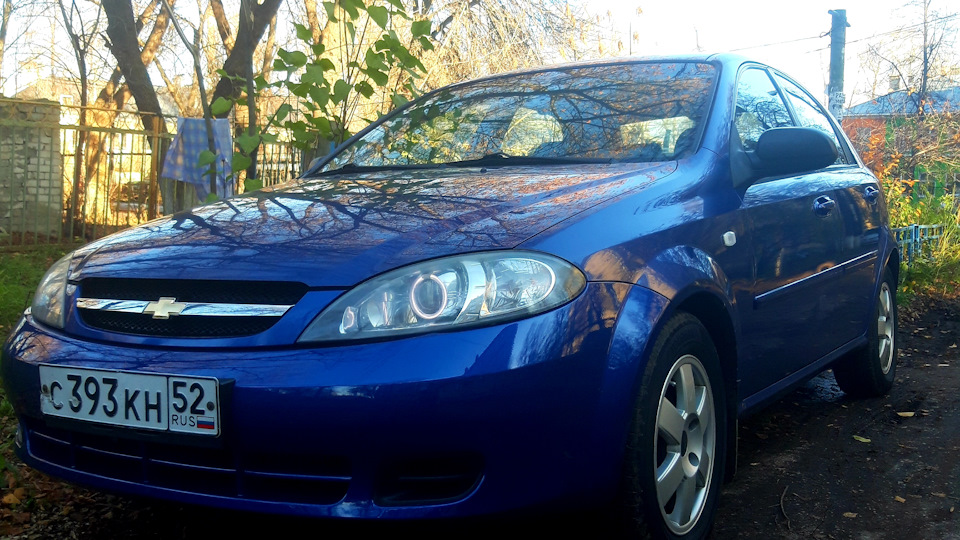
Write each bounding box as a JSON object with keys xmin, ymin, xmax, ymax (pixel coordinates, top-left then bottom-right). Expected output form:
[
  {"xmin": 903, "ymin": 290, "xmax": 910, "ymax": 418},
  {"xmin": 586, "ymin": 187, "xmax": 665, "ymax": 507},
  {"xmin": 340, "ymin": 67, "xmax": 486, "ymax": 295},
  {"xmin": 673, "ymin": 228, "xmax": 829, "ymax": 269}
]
[
  {"xmin": 864, "ymin": 185, "xmax": 880, "ymax": 204},
  {"xmin": 813, "ymin": 196, "xmax": 836, "ymax": 216}
]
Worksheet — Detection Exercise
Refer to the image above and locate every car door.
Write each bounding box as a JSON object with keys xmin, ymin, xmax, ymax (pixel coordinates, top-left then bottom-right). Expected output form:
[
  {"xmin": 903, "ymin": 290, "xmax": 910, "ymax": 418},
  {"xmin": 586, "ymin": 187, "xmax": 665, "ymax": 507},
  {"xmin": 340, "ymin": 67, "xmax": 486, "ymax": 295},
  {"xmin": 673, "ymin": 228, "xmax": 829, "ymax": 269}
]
[
  {"xmin": 772, "ymin": 73, "xmax": 883, "ymax": 334},
  {"xmin": 733, "ymin": 67, "xmax": 850, "ymax": 399}
]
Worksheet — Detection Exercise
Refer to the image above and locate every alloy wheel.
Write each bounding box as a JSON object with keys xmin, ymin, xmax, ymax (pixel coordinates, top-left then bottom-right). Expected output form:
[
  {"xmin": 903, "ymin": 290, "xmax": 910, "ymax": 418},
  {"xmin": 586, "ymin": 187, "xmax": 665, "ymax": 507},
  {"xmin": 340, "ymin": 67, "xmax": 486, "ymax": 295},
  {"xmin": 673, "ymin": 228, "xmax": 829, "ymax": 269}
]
[{"xmin": 653, "ymin": 354, "xmax": 716, "ymax": 535}]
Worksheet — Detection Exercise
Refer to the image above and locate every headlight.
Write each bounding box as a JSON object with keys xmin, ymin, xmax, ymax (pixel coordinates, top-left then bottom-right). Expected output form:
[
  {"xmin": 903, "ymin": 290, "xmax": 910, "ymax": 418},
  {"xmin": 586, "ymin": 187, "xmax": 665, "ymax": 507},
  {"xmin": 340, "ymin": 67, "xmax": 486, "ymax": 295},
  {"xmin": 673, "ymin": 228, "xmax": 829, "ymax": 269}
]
[
  {"xmin": 299, "ymin": 251, "xmax": 586, "ymax": 342},
  {"xmin": 31, "ymin": 254, "xmax": 73, "ymax": 329}
]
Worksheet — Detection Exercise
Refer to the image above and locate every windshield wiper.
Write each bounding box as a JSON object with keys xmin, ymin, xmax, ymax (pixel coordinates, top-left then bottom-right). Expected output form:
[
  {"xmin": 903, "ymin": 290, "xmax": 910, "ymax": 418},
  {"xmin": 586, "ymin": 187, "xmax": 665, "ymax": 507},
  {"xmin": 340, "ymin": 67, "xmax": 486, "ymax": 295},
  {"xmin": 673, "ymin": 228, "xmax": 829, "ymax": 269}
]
[
  {"xmin": 315, "ymin": 162, "xmax": 449, "ymax": 176},
  {"xmin": 444, "ymin": 152, "xmax": 614, "ymax": 168}
]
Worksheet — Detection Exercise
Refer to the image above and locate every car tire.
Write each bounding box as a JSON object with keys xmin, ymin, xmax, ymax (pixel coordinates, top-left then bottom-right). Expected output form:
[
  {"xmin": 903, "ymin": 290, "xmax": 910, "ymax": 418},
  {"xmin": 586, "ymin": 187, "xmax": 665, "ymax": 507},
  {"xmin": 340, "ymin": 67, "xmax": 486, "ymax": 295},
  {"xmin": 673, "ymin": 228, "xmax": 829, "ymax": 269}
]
[
  {"xmin": 620, "ymin": 313, "xmax": 727, "ymax": 540},
  {"xmin": 833, "ymin": 268, "xmax": 898, "ymax": 398}
]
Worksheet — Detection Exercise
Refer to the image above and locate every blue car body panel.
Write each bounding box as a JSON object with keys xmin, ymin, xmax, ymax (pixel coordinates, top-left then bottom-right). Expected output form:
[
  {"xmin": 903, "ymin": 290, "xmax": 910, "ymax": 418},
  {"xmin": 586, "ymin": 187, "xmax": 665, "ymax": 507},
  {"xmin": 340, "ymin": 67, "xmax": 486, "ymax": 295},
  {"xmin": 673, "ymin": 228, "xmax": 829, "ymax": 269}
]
[{"xmin": 1, "ymin": 53, "xmax": 896, "ymax": 519}]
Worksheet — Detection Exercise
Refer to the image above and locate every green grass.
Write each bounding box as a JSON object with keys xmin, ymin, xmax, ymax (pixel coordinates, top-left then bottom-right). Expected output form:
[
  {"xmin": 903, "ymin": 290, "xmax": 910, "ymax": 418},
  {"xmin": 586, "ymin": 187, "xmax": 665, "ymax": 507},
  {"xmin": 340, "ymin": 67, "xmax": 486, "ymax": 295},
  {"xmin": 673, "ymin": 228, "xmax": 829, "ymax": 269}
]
[
  {"xmin": 0, "ymin": 246, "xmax": 71, "ymax": 337},
  {"xmin": 884, "ymin": 180, "xmax": 960, "ymax": 301}
]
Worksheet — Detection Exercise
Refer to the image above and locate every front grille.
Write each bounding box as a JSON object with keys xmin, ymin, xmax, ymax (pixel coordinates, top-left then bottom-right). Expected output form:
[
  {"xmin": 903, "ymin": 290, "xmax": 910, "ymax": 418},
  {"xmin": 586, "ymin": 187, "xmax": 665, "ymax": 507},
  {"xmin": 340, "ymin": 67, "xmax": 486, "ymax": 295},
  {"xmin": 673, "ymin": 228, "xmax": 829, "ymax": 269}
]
[
  {"xmin": 78, "ymin": 311, "xmax": 280, "ymax": 338},
  {"xmin": 25, "ymin": 420, "xmax": 351, "ymax": 505},
  {"xmin": 79, "ymin": 278, "xmax": 308, "ymax": 304},
  {"xmin": 76, "ymin": 278, "xmax": 307, "ymax": 338}
]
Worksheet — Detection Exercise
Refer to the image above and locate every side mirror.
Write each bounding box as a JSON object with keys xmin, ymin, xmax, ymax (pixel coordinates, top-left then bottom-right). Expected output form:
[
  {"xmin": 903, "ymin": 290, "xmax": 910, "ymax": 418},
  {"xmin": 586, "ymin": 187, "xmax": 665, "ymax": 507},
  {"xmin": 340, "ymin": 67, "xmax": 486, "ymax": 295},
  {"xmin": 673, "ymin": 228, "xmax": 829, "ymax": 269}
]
[{"xmin": 755, "ymin": 127, "xmax": 838, "ymax": 177}]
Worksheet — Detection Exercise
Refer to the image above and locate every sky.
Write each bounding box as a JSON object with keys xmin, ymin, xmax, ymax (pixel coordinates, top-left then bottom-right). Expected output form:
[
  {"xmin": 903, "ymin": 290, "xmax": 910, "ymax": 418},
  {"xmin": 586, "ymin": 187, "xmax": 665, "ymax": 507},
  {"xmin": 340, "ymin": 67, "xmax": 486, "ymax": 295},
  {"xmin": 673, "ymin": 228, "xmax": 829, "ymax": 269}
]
[{"xmin": 587, "ymin": 0, "xmax": 957, "ymax": 106}]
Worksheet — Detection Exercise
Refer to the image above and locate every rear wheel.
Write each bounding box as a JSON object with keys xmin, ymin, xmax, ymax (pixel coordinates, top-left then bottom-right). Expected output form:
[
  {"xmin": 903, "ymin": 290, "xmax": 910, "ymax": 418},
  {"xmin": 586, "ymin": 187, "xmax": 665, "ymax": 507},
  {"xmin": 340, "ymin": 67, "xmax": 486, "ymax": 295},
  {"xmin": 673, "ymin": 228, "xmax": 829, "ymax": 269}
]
[
  {"xmin": 833, "ymin": 268, "xmax": 897, "ymax": 397},
  {"xmin": 620, "ymin": 313, "xmax": 727, "ymax": 539}
]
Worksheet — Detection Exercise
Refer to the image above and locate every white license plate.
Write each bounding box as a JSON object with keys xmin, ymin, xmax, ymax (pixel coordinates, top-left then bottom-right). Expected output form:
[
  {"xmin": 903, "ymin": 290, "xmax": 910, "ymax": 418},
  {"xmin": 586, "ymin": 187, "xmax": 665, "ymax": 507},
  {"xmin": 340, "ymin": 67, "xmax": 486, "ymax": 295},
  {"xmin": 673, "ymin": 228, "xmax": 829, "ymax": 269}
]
[{"xmin": 39, "ymin": 365, "xmax": 220, "ymax": 436}]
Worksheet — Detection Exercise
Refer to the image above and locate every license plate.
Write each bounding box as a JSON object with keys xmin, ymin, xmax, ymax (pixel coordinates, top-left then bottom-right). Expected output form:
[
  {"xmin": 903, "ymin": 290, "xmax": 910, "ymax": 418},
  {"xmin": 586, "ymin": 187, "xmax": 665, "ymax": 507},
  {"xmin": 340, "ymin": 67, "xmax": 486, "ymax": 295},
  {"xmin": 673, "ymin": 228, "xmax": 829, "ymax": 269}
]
[{"xmin": 39, "ymin": 365, "xmax": 220, "ymax": 436}]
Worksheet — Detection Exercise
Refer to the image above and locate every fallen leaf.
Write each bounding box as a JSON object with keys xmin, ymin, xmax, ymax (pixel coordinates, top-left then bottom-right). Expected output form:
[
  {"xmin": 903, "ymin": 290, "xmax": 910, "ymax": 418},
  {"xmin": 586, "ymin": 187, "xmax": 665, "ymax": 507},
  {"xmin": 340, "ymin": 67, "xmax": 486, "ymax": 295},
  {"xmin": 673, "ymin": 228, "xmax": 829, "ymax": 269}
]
[
  {"xmin": 932, "ymin": 492, "xmax": 947, "ymax": 498},
  {"xmin": 1, "ymin": 494, "xmax": 20, "ymax": 506},
  {"xmin": 938, "ymin": 364, "xmax": 950, "ymax": 367},
  {"xmin": 894, "ymin": 495, "xmax": 906, "ymax": 503},
  {"xmin": 853, "ymin": 435, "xmax": 872, "ymax": 443},
  {"xmin": 843, "ymin": 512, "xmax": 858, "ymax": 518},
  {"xmin": 897, "ymin": 412, "xmax": 916, "ymax": 418},
  {"xmin": 951, "ymin": 506, "xmax": 955, "ymax": 513},
  {"xmin": 11, "ymin": 488, "xmax": 25, "ymax": 500},
  {"xmin": 949, "ymin": 344, "xmax": 957, "ymax": 349}
]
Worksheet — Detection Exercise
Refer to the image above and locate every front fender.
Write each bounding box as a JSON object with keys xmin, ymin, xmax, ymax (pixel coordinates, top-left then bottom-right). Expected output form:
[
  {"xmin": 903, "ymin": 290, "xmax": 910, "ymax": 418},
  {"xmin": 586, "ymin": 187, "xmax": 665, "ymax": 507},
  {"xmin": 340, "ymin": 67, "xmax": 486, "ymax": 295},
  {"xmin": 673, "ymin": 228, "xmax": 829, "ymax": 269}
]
[{"xmin": 586, "ymin": 245, "xmax": 742, "ymax": 492}]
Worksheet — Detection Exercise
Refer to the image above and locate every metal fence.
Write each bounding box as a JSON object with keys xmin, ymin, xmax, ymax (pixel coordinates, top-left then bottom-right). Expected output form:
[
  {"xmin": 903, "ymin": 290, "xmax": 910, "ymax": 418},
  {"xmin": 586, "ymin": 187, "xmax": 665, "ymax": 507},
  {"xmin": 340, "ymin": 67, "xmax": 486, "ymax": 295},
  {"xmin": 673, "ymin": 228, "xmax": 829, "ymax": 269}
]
[
  {"xmin": 893, "ymin": 223, "xmax": 945, "ymax": 267},
  {"xmin": 0, "ymin": 98, "xmax": 300, "ymax": 248}
]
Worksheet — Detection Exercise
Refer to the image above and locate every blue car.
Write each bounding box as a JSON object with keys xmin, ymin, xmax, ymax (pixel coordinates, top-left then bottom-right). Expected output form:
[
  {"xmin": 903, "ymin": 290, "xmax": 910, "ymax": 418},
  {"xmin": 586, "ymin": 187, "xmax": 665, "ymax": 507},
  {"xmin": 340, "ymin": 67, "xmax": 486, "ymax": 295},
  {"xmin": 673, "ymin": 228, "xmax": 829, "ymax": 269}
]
[{"xmin": 2, "ymin": 54, "xmax": 897, "ymax": 539}]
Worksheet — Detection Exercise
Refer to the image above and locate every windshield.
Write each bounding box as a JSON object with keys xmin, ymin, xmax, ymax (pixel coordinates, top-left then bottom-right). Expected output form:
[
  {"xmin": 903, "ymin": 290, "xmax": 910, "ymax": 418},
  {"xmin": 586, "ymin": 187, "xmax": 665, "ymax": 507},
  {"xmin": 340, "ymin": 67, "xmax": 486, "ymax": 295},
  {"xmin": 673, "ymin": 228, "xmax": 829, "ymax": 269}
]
[{"xmin": 322, "ymin": 62, "xmax": 717, "ymax": 173}]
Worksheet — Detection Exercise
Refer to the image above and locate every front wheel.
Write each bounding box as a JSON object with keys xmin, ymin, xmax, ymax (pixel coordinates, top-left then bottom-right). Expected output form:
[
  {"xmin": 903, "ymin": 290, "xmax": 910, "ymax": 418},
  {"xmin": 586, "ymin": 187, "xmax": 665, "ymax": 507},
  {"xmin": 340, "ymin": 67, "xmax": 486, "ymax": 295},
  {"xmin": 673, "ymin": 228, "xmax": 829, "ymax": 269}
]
[
  {"xmin": 833, "ymin": 268, "xmax": 898, "ymax": 397},
  {"xmin": 620, "ymin": 313, "xmax": 727, "ymax": 539}
]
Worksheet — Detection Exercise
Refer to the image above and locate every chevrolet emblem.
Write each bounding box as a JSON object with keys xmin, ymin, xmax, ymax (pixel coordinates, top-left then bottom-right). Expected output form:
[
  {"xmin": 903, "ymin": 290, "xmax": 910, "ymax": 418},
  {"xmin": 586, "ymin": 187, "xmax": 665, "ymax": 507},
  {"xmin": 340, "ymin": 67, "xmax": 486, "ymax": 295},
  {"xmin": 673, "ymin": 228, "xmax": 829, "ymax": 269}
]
[{"xmin": 142, "ymin": 297, "xmax": 186, "ymax": 319}]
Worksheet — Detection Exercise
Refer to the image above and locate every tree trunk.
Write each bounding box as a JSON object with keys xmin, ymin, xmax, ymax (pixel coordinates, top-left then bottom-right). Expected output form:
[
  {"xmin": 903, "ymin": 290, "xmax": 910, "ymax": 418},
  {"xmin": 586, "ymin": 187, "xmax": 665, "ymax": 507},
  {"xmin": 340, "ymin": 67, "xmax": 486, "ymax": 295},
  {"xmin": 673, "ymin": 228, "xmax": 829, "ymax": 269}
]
[
  {"xmin": 209, "ymin": 0, "xmax": 283, "ymax": 117},
  {"xmin": 210, "ymin": 0, "xmax": 235, "ymax": 53},
  {"xmin": 100, "ymin": 0, "xmax": 172, "ymax": 218},
  {"xmin": 102, "ymin": 0, "xmax": 168, "ymax": 139}
]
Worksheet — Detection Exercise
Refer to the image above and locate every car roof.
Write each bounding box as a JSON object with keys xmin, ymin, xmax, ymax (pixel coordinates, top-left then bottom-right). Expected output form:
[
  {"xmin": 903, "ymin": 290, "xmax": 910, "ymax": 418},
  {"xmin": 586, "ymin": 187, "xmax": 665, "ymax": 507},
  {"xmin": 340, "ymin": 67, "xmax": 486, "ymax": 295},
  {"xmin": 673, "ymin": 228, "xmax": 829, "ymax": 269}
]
[{"xmin": 444, "ymin": 53, "xmax": 756, "ymax": 88}]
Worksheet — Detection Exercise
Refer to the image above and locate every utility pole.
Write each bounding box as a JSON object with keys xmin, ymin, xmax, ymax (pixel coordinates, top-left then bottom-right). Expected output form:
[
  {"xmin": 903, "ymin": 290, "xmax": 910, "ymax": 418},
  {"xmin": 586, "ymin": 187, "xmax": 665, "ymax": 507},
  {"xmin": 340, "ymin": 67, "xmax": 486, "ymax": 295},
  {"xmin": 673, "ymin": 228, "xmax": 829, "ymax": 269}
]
[{"xmin": 827, "ymin": 9, "xmax": 849, "ymax": 120}]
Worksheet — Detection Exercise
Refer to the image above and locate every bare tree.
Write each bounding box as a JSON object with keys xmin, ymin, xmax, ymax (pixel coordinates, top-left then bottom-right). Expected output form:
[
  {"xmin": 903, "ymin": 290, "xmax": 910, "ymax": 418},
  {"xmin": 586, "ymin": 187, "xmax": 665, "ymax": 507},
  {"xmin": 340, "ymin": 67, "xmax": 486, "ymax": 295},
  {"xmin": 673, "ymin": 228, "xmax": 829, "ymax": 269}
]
[
  {"xmin": 102, "ymin": 0, "xmax": 169, "ymax": 139},
  {"xmin": 57, "ymin": 0, "xmax": 103, "ymax": 228},
  {"xmin": 209, "ymin": 0, "xmax": 284, "ymax": 115},
  {"xmin": 0, "ymin": 0, "xmax": 11, "ymax": 83}
]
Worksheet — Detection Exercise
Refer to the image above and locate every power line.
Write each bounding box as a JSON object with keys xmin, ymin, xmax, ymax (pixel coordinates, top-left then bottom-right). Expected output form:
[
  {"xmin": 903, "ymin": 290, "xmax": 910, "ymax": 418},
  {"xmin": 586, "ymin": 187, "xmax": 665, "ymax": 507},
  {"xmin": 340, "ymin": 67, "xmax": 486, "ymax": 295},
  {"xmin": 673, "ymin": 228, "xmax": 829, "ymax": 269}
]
[
  {"xmin": 806, "ymin": 12, "xmax": 959, "ymax": 53},
  {"xmin": 728, "ymin": 12, "xmax": 958, "ymax": 55},
  {"xmin": 728, "ymin": 33, "xmax": 826, "ymax": 52}
]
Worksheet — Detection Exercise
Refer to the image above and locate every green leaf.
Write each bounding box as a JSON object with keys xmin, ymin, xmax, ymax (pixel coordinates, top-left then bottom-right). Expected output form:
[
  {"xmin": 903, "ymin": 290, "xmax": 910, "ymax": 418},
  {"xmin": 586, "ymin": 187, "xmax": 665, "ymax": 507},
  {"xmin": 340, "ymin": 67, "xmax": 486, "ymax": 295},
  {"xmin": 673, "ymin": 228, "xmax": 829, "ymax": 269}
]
[
  {"xmin": 365, "ymin": 49, "xmax": 386, "ymax": 71},
  {"xmin": 385, "ymin": 0, "xmax": 404, "ymax": 9},
  {"xmin": 307, "ymin": 85, "xmax": 331, "ymax": 108},
  {"xmin": 310, "ymin": 116, "xmax": 333, "ymax": 139},
  {"xmin": 367, "ymin": 5, "xmax": 388, "ymax": 28},
  {"xmin": 254, "ymin": 75, "xmax": 269, "ymax": 91},
  {"xmin": 364, "ymin": 67, "xmax": 389, "ymax": 86},
  {"xmin": 319, "ymin": 58, "xmax": 336, "ymax": 71},
  {"xmin": 332, "ymin": 79, "xmax": 351, "ymax": 104},
  {"xmin": 390, "ymin": 94, "xmax": 409, "ymax": 108},
  {"xmin": 289, "ymin": 82, "xmax": 310, "ymax": 98},
  {"xmin": 322, "ymin": 1, "xmax": 338, "ymax": 22},
  {"xmin": 411, "ymin": 19, "xmax": 431, "ymax": 37},
  {"xmin": 205, "ymin": 193, "xmax": 220, "ymax": 203},
  {"xmin": 853, "ymin": 435, "xmax": 871, "ymax": 443},
  {"xmin": 273, "ymin": 58, "xmax": 287, "ymax": 72},
  {"xmin": 294, "ymin": 23, "xmax": 313, "ymax": 42},
  {"xmin": 210, "ymin": 97, "xmax": 233, "ymax": 116},
  {"xmin": 260, "ymin": 132, "xmax": 279, "ymax": 144},
  {"xmin": 339, "ymin": 0, "xmax": 361, "ymax": 19},
  {"xmin": 232, "ymin": 153, "xmax": 252, "ymax": 171},
  {"xmin": 419, "ymin": 35, "xmax": 434, "ymax": 51},
  {"xmin": 236, "ymin": 133, "xmax": 261, "ymax": 154},
  {"xmin": 302, "ymin": 64, "xmax": 326, "ymax": 85},
  {"xmin": 311, "ymin": 42, "xmax": 326, "ymax": 57},
  {"xmin": 355, "ymin": 80, "xmax": 374, "ymax": 98},
  {"xmin": 275, "ymin": 103, "xmax": 293, "ymax": 123},
  {"xmin": 198, "ymin": 150, "xmax": 217, "ymax": 168},
  {"xmin": 278, "ymin": 49, "xmax": 308, "ymax": 68},
  {"xmin": 243, "ymin": 178, "xmax": 263, "ymax": 193}
]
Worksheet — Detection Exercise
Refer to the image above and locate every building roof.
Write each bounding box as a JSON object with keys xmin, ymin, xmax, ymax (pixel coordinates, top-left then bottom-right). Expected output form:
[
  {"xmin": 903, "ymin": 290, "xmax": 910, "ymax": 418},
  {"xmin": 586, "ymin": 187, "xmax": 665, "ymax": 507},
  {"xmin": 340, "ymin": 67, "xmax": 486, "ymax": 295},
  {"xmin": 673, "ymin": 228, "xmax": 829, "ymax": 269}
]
[{"xmin": 846, "ymin": 86, "xmax": 960, "ymax": 117}]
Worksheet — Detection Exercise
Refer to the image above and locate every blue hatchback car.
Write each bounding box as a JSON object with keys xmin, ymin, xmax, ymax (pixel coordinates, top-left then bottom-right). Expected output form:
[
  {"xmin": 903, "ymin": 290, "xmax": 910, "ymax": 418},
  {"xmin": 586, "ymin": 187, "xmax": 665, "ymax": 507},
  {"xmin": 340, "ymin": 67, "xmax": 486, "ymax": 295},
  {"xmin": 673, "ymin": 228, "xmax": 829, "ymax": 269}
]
[{"xmin": 3, "ymin": 54, "xmax": 898, "ymax": 539}]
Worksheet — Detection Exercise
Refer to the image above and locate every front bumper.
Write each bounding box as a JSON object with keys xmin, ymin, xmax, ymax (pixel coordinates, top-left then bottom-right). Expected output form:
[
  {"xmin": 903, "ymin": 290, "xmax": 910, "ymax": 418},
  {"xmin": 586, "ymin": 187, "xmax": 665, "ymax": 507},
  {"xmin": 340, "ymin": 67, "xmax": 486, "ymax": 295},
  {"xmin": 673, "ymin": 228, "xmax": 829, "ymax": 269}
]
[{"xmin": 2, "ymin": 282, "xmax": 659, "ymax": 519}]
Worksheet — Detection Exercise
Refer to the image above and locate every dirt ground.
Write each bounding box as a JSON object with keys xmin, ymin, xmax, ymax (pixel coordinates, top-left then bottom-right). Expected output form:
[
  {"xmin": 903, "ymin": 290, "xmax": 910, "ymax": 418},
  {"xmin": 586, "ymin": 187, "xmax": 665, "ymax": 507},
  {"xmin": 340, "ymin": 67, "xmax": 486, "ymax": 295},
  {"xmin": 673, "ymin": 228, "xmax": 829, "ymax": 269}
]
[{"xmin": 2, "ymin": 295, "xmax": 959, "ymax": 539}]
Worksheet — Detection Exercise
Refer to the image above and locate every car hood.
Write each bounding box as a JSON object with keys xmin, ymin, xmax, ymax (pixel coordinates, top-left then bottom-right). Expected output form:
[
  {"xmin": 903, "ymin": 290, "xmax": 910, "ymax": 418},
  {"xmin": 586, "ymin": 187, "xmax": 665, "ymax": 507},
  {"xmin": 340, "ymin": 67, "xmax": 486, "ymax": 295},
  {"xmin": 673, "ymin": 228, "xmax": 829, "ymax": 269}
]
[{"xmin": 73, "ymin": 163, "xmax": 676, "ymax": 287}]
